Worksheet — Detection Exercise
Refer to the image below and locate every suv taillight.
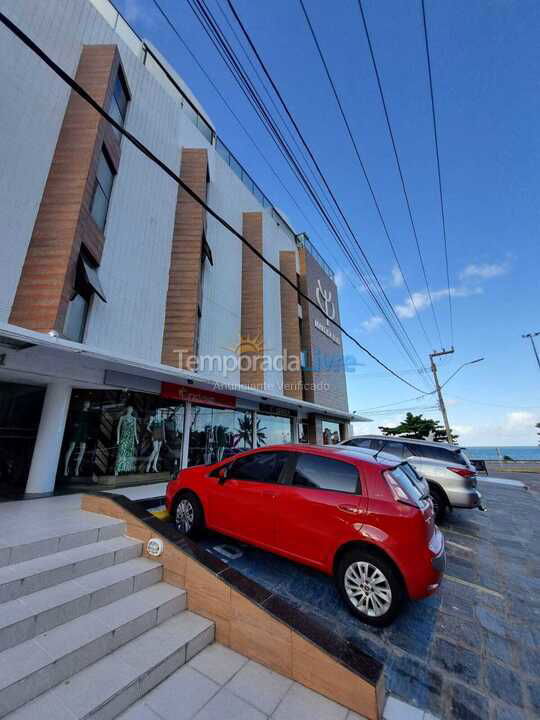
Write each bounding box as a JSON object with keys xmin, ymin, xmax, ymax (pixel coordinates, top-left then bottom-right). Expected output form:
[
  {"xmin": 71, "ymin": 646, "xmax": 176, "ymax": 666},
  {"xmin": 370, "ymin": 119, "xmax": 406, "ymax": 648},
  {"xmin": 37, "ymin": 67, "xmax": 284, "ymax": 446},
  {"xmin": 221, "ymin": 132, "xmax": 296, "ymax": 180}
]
[{"xmin": 447, "ymin": 466, "xmax": 475, "ymax": 478}]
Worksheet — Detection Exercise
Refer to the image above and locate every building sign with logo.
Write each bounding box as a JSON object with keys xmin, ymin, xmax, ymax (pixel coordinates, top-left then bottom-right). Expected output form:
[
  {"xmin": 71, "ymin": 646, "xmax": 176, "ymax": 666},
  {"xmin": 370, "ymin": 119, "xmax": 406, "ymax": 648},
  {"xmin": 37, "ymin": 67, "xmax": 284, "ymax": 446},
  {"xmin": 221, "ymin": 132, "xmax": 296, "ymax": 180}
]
[{"xmin": 315, "ymin": 279, "xmax": 340, "ymax": 345}]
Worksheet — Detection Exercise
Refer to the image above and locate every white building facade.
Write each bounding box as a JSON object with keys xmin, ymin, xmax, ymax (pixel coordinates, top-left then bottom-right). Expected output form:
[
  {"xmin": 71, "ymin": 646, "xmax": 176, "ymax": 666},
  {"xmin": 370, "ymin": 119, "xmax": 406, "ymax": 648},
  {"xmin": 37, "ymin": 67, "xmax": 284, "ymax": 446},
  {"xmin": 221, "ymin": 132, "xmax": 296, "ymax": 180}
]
[{"xmin": 0, "ymin": 0, "xmax": 351, "ymax": 498}]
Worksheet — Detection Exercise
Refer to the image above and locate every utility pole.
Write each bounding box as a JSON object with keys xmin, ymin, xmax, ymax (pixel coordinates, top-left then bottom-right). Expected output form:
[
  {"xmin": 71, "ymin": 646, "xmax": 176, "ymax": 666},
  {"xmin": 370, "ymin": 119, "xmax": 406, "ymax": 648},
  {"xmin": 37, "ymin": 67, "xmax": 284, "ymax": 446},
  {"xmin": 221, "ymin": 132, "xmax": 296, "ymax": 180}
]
[
  {"xmin": 522, "ymin": 332, "xmax": 540, "ymax": 371},
  {"xmin": 429, "ymin": 348, "xmax": 454, "ymax": 443}
]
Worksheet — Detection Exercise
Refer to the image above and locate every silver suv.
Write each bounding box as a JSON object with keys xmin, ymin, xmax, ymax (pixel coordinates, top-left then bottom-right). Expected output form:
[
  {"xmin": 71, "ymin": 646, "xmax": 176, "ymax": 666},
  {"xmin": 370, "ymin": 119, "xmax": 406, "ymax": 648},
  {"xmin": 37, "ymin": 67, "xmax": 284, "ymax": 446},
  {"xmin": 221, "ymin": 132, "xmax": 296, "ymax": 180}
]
[{"xmin": 339, "ymin": 435, "xmax": 484, "ymax": 522}]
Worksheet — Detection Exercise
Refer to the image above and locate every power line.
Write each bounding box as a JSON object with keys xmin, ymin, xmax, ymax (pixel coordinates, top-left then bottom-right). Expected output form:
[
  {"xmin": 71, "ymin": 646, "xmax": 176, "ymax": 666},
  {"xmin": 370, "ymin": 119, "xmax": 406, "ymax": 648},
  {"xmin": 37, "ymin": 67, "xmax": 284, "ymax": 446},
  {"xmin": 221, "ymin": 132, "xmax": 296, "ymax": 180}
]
[
  {"xmin": 357, "ymin": 0, "xmax": 444, "ymax": 348},
  {"xmin": 421, "ymin": 0, "xmax": 454, "ymax": 346},
  {"xmin": 151, "ymin": 0, "xmax": 426, "ymax": 376},
  {"xmin": 297, "ymin": 0, "xmax": 433, "ymax": 353},
  {"xmin": 222, "ymin": 0, "xmax": 431, "ymax": 382},
  {"xmin": 186, "ymin": 0, "xmax": 431, "ymax": 382},
  {"xmin": 0, "ymin": 9, "xmax": 434, "ymax": 395}
]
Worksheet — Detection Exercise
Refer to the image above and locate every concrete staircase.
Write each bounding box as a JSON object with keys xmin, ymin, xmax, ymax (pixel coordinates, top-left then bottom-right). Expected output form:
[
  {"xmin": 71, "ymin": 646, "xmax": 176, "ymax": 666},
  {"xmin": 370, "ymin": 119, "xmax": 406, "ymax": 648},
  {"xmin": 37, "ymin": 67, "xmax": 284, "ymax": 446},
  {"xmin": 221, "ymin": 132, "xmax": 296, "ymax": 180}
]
[{"xmin": 0, "ymin": 517, "xmax": 214, "ymax": 719}]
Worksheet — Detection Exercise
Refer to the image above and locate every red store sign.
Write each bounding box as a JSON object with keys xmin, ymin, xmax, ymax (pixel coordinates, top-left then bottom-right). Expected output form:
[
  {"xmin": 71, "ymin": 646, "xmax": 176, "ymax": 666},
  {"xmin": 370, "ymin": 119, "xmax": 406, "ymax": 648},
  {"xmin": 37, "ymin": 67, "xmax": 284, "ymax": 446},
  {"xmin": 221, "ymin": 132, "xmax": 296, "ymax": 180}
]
[{"xmin": 161, "ymin": 382, "xmax": 237, "ymax": 410}]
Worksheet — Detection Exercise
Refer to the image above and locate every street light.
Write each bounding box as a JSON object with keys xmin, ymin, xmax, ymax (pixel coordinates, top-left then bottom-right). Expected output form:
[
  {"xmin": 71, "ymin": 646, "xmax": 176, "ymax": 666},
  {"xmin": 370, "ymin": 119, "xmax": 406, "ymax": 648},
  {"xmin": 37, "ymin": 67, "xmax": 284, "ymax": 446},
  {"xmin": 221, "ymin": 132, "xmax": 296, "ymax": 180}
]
[
  {"xmin": 439, "ymin": 357, "xmax": 484, "ymax": 390},
  {"xmin": 430, "ymin": 356, "xmax": 485, "ymax": 444}
]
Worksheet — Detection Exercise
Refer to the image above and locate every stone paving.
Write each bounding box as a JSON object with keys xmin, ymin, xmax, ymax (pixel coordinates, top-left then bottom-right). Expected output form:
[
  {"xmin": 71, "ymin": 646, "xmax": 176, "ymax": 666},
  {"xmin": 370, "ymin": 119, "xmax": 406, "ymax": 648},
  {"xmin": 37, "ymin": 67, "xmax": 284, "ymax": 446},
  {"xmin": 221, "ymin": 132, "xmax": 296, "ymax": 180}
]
[{"xmin": 185, "ymin": 475, "xmax": 540, "ymax": 720}]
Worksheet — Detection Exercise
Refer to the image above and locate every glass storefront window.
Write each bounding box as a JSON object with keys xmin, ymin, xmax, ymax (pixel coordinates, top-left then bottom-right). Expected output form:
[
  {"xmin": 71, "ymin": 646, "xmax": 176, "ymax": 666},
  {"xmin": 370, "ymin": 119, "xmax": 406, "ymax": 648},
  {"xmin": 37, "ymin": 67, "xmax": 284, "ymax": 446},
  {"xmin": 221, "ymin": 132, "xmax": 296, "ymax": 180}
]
[
  {"xmin": 256, "ymin": 413, "xmax": 293, "ymax": 447},
  {"xmin": 57, "ymin": 390, "xmax": 185, "ymax": 490},
  {"xmin": 188, "ymin": 406, "xmax": 253, "ymax": 467},
  {"xmin": 0, "ymin": 381, "xmax": 45, "ymax": 498},
  {"xmin": 322, "ymin": 420, "xmax": 342, "ymax": 445},
  {"xmin": 298, "ymin": 420, "xmax": 309, "ymax": 444}
]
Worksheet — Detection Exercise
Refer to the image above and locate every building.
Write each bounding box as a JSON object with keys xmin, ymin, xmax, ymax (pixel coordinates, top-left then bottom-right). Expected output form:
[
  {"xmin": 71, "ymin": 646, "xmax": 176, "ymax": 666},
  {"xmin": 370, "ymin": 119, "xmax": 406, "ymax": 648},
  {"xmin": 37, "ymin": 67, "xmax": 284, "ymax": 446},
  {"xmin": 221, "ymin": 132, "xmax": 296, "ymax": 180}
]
[{"xmin": 0, "ymin": 0, "xmax": 354, "ymax": 499}]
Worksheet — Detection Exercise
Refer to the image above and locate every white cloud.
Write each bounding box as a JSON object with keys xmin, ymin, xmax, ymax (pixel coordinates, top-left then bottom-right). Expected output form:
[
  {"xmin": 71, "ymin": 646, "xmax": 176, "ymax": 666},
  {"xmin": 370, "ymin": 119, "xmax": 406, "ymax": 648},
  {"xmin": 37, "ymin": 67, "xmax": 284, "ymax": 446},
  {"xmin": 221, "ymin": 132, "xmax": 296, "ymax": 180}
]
[
  {"xmin": 394, "ymin": 286, "xmax": 482, "ymax": 319},
  {"xmin": 334, "ymin": 270, "xmax": 345, "ymax": 290},
  {"xmin": 391, "ymin": 265, "xmax": 404, "ymax": 288},
  {"xmin": 460, "ymin": 262, "xmax": 509, "ymax": 281},
  {"xmin": 361, "ymin": 316, "xmax": 384, "ymax": 332},
  {"xmin": 450, "ymin": 411, "xmax": 539, "ymax": 446}
]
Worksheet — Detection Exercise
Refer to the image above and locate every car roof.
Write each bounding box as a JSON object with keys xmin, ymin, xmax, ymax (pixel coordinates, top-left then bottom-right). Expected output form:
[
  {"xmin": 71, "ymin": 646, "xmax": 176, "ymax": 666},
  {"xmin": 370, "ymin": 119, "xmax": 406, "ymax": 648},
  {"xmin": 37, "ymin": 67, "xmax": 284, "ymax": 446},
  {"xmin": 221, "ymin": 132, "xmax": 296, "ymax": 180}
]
[
  {"xmin": 232, "ymin": 443, "xmax": 398, "ymax": 468},
  {"xmin": 347, "ymin": 434, "xmax": 459, "ymax": 451}
]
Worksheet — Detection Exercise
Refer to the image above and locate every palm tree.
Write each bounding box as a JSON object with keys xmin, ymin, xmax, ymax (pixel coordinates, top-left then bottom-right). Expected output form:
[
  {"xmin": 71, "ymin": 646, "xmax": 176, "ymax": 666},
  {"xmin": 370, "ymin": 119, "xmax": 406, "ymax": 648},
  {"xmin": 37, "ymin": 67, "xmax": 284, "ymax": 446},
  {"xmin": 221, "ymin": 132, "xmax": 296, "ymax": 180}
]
[{"xmin": 235, "ymin": 413, "xmax": 267, "ymax": 448}]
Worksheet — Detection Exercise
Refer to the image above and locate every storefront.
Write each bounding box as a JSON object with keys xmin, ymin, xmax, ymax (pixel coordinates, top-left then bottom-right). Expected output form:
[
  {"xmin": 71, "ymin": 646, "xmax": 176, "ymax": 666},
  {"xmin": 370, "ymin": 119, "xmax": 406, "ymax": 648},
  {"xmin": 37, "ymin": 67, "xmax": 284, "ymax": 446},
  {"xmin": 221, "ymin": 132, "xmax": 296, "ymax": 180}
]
[
  {"xmin": 56, "ymin": 389, "xmax": 186, "ymax": 491},
  {"xmin": 0, "ymin": 325, "xmax": 356, "ymax": 498}
]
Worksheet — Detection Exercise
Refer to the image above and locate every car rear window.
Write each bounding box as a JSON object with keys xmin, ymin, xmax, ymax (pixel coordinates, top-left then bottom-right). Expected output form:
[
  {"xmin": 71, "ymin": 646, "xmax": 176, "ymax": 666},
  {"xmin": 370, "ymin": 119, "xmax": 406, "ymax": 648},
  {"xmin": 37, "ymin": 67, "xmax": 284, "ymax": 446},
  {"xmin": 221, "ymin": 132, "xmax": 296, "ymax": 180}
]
[
  {"xmin": 415, "ymin": 444, "xmax": 467, "ymax": 464},
  {"xmin": 389, "ymin": 466, "xmax": 423, "ymax": 504},
  {"xmin": 292, "ymin": 454, "xmax": 359, "ymax": 494}
]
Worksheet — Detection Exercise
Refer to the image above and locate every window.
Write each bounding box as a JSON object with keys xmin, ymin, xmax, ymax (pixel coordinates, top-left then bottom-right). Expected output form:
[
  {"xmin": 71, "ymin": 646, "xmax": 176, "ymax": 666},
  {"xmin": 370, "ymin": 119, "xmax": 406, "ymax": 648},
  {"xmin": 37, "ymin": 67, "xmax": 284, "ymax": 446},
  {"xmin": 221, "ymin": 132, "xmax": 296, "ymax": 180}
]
[
  {"xmin": 108, "ymin": 69, "xmax": 129, "ymax": 134},
  {"xmin": 90, "ymin": 146, "xmax": 116, "ymax": 230},
  {"xmin": 256, "ymin": 413, "xmax": 292, "ymax": 446},
  {"xmin": 344, "ymin": 438, "xmax": 371, "ymax": 448},
  {"xmin": 230, "ymin": 451, "xmax": 289, "ymax": 484},
  {"xmin": 415, "ymin": 444, "xmax": 467, "ymax": 464},
  {"xmin": 63, "ymin": 254, "xmax": 107, "ymax": 343},
  {"xmin": 292, "ymin": 454, "xmax": 359, "ymax": 494},
  {"xmin": 322, "ymin": 420, "xmax": 342, "ymax": 445},
  {"xmin": 188, "ymin": 407, "xmax": 253, "ymax": 466}
]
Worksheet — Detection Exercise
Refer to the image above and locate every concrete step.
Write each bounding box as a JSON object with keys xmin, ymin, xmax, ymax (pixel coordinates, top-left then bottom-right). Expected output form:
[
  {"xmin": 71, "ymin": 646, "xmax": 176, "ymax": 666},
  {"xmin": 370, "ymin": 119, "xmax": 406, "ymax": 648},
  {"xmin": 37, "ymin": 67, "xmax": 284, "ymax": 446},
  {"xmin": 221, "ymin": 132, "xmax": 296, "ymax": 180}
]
[
  {"xmin": 0, "ymin": 583, "xmax": 187, "ymax": 717},
  {"xmin": 0, "ymin": 536, "xmax": 142, "ymax": 604},
  {"xmin": 4, "ymin": 612, "xmax": 215, "ymax": 720},
  {"xmin": 0, "ymin": 518, "xmax": 126, "ymax": 569},
  {"xmin": 0, "ymin": 557, "xmax": 163, "ymax": 652}
]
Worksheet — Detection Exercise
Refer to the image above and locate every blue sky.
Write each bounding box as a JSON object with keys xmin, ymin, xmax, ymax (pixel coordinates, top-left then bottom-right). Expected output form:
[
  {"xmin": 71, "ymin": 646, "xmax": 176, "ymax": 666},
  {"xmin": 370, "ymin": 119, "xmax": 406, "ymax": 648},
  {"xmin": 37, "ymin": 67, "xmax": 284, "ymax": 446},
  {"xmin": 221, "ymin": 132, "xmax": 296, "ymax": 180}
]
[{"xmin": 117, "ymin": 0, "xmax": 540, "ymax": 445}]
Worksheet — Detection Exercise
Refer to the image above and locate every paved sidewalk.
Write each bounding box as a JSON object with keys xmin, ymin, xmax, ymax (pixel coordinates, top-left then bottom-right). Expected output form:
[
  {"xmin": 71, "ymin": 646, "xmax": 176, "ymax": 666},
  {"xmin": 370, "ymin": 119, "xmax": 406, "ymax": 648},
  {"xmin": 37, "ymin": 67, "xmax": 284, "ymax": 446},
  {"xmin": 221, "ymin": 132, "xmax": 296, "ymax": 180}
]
[{"xmin": 118, "ymin": 643, "xmax": 436, "ymax": 720}]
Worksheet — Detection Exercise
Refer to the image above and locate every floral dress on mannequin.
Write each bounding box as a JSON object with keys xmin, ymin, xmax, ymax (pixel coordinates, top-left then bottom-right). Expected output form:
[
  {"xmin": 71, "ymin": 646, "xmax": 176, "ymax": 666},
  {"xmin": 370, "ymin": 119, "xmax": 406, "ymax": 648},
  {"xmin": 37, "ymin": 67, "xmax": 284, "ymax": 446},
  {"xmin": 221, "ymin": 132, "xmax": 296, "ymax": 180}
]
[{"xmin": 115, "ymin": 412, "xmax": 137, "ymax": 473}]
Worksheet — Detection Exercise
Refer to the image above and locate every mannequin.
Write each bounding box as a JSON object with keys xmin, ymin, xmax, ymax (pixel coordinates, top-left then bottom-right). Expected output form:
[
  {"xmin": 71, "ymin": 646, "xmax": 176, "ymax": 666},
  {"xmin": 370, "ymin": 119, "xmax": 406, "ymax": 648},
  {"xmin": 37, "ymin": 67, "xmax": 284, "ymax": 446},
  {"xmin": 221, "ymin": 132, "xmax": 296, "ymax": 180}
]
[
  {"xmin": 146, "ymin": 411, "xmax": 164, "ymax": 473},
  {"xmin": 115, "ymin": 406, "xmax": 138, "ymax": 475},
  {"xmin": 64, "ymin": 400, "xmax": 91, "ymax": 477}
]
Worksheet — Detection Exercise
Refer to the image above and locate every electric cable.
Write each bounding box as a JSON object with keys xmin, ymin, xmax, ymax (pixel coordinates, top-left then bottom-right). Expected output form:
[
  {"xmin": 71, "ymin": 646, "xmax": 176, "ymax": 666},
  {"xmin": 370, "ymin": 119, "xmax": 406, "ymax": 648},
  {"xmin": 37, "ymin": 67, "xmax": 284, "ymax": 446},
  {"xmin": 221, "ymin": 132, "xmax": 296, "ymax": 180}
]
[
  {"xmin": 199, "ymin": 0, "xmax": 432, "ymax": 383},
  {"xmin": 298, "ymin": 0, "xmax": 433, "ymax": 351},
  {"xmin": 421, "ymin": 0, "xmax": 454, "ymax": 346},
  {"xmin": 357, "ymin": 0, "xmax": 444, "ymax": 348},
  {"xmin": 0, "ymin": 9, "xmax": 435, "ymax": 395},
  {"xmin": 186, "ymin": 0, "xmax": 430, "ymax": 380}
]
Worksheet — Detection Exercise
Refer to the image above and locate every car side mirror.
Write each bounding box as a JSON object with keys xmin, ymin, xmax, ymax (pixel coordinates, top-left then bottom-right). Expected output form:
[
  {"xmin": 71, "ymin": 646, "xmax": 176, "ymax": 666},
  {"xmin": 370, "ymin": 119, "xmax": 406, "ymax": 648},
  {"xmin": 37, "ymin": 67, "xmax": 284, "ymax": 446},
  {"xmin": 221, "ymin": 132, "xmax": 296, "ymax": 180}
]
[{"xmin": 217, "ymin": 466, "xmax": 229, "ymax": 484}]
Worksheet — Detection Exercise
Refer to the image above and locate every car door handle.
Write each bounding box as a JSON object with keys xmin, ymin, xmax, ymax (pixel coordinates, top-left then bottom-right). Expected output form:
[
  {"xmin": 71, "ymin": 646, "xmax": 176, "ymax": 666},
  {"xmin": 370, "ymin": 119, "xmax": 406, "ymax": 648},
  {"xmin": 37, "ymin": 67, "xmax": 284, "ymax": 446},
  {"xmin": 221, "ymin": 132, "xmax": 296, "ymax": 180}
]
[{"xmin": 338, "ymin": 504, "xmax": 361, "ymax": 515}]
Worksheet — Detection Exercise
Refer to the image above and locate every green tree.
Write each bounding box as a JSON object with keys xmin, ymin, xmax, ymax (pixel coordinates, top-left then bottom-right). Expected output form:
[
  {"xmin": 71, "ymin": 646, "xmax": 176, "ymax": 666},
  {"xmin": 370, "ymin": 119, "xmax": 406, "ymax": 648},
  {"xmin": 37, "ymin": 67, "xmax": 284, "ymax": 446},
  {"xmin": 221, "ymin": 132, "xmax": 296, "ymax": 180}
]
[
  {"xmin": 536, "ymin": 422, "xmax": 540, "ymax": 445},
  {"xmin": 379, "ymin": 412, "xmax": 458, "ymax": 443}
]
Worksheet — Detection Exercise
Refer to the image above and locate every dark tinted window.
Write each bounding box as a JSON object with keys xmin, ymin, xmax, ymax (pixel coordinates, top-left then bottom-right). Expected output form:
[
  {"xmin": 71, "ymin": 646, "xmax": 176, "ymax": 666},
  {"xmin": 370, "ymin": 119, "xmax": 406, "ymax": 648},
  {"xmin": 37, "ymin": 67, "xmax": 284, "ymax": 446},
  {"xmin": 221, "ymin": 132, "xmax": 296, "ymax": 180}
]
[
  {"xmin": 343, "ymin": 438, "xmax": 370, "ymax": 448},
  {"xmin": 230, "ymin": 452, "xmax": 288, "ymax": 484},
  {"xmin": 416, "ymin": 445, "xmax": 465, "ymax": 464},
  {"xmin": 370, "ymin": 439, "xmax": 405, "ymax": 458},
  {"xmin": 292, "ymin": 454, "xmax": 359, "ymax": 494},
  {"xmin": 90, "ymin": 147, "xmax": 115, "ymax": 230}
]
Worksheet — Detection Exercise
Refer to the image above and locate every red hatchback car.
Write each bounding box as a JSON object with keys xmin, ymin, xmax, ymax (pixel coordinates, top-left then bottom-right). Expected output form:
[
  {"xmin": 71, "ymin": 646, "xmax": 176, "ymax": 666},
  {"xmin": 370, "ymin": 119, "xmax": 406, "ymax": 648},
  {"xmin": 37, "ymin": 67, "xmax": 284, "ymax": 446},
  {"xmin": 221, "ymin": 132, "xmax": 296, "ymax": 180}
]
[{"xmin": 165, "ymin": 444, "xmax": 445, "ymax": 625}]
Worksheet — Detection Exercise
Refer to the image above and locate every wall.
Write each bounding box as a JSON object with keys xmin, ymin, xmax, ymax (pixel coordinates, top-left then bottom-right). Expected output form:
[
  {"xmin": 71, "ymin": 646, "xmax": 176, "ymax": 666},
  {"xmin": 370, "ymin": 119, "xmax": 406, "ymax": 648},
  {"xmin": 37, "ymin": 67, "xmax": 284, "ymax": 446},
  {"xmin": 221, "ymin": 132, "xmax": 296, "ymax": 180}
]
[{"xmin": 300, "ymin": 250, "xmax": 349, "ymax": 413}]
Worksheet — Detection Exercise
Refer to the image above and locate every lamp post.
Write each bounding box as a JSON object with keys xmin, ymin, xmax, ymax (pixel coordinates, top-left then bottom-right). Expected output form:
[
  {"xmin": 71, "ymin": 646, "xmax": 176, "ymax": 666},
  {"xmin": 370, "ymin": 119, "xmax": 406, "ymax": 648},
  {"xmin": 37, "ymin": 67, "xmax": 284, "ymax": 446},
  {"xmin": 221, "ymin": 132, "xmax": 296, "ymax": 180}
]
[
  {"xmin": 430, "ymin": 352, "xmax": 484, "ymax": 443},
  {"xmin": 522, "ymin": 332, "xmax": 540, "ymax": 371}
]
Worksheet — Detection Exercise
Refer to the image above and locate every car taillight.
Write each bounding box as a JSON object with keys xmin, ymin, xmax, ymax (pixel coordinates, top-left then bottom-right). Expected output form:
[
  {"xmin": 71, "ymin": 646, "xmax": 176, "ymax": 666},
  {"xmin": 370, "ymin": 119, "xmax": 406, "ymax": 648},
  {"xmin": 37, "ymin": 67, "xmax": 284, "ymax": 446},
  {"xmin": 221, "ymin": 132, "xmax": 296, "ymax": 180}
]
[
  {"xmin": 384, "ymin": 470, "xmax": 420, "ymax": 508},
  {"xmin": 447, "ymin": 466, "xmax": 475, "ymax": 478}
]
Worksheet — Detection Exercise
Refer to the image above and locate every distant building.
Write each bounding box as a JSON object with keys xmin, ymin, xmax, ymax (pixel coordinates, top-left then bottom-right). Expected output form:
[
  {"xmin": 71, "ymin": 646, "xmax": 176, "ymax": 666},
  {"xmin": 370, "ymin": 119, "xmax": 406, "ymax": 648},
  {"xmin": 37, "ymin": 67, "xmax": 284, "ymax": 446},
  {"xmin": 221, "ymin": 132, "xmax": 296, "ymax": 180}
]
[{"xmin": 0, "ymin": 0, "xmax": 352, "ymax": 498}]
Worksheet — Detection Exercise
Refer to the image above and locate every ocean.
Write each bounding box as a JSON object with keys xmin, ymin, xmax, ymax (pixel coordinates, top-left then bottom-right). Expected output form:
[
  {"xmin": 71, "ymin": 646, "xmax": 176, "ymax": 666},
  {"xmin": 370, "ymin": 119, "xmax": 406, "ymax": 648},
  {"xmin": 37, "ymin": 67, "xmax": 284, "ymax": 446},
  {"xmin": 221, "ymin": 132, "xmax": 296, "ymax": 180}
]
[{"xmin": 464, "ymin": 446, "xmax": 540, "ymax": 461}]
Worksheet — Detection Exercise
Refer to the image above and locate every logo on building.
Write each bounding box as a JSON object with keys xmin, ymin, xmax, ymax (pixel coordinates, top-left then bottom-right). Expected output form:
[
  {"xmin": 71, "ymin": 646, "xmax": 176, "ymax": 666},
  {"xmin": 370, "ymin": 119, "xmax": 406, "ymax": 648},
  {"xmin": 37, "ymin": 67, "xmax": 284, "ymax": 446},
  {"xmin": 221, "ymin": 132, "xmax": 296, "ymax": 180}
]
[
  {"xmin": 314, "ymin": 280, "xmax": 340, "ymax": 344},
  {"xmin": 315, "ymin": 280, "xmax": 336, "ymax": 326}
]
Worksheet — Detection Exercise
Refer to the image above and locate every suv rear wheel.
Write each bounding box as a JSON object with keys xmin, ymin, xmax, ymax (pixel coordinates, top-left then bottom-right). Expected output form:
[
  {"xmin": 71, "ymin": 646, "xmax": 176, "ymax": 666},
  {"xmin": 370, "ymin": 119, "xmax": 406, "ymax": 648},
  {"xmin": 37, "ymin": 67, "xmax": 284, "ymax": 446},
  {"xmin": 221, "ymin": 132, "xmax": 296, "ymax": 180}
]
[
  {"xmin": 429, "ymin": 485, "xmax": 447, "ymax": 524},
  {"xmin": 336, "ymin": 548, "xmax": 404, "ymax": 626},
  {"xmin": 173, "ymin": 491, "xmax": 204, "ymax": 538}
]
